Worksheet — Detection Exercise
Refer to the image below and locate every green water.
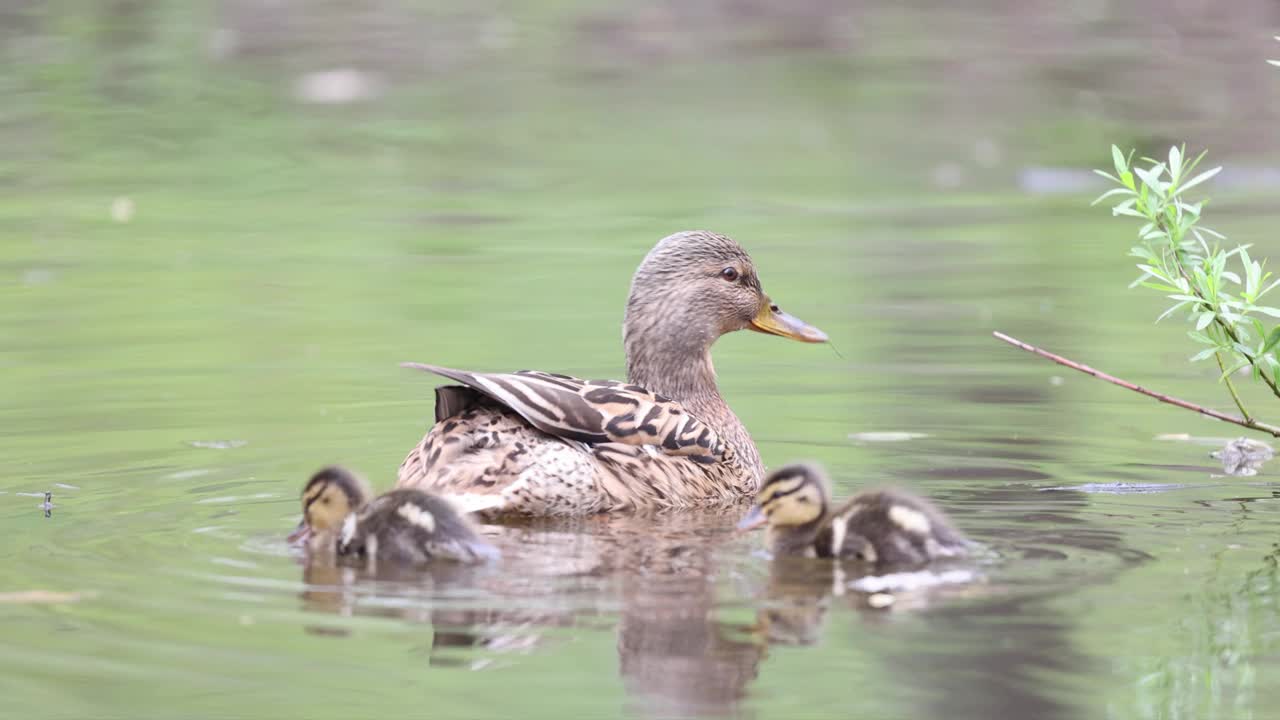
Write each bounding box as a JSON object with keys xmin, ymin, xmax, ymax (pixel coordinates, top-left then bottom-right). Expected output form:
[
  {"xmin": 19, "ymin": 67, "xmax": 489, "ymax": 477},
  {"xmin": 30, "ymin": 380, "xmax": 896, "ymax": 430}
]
[{"xmin": 4, "ymin": 3, "xmax": 1280, "ymax": 719}]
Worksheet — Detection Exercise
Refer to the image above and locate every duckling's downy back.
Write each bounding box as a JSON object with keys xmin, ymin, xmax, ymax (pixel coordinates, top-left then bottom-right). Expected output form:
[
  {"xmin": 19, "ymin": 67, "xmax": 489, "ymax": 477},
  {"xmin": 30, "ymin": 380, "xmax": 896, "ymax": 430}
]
[
  {"xmin": 742, "ymin": 461, "xmax": 969, "ymax": 567},
  {"xmin": 819, "ymin": 488, "xmax": 968, "ymax": 565},
  {"xmin": 338, "ymin": 489, "xmax": 497, "ymax": 565}
]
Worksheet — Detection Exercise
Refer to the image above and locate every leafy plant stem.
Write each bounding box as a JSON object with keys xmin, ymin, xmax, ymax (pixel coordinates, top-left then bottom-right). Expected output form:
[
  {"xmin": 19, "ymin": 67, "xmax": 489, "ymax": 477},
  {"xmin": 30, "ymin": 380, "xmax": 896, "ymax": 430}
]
[
  {"xmin": 1157, "ymin": 214, "xmax": 1280, "ymax": 401},
  {"xmin": 1214, "ymin": 352, "xmax": 1254, "ymax": 422}
]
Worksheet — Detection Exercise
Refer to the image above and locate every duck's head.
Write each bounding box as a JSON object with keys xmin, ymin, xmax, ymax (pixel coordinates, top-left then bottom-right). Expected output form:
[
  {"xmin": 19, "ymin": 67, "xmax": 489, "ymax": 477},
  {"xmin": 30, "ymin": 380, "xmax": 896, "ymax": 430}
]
[
  {"xmin": 623, "ymin": 231, "xmax": 826, "ymax": 392},
  {"xmin": 288, "ymin": 466, "xmax": 372, "ymax": 550},
  {"xmin": 737, "ymin": 462, "xmax": 831, "ymax": 553}
]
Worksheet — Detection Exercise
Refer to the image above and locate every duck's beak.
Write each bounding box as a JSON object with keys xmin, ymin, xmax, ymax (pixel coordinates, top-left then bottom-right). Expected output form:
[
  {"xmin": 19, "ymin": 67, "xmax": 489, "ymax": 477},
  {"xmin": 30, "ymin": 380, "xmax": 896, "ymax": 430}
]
[
  {"xmin": 736, "ymin": 505, "xmax": 768, "ymax": 532},
  {"xmin": 749, "ymin": 299, "xmax": 828, "ymax": 343},
  {"xmin": 287, "ymin": 519, "xmax": 311, "ymax": 545}
]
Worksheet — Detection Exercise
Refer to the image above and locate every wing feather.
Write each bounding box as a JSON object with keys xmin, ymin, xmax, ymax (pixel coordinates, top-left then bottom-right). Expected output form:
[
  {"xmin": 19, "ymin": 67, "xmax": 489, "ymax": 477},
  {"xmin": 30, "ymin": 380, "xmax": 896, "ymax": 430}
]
[{"xmin": 401, "ymin": 363, "xmax": 724, "ymax": 461}]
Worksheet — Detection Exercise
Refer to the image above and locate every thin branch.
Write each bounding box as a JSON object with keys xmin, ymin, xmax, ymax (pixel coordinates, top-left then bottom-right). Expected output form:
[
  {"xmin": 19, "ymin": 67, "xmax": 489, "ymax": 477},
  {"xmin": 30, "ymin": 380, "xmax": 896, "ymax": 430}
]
[
  {"xmin": 1214, "ymin": 351, "xmax": 1253, "ymax": 423},
  {"xmin": 993, "ymin": 331, "xmax": 1280, "ymax": 438}
]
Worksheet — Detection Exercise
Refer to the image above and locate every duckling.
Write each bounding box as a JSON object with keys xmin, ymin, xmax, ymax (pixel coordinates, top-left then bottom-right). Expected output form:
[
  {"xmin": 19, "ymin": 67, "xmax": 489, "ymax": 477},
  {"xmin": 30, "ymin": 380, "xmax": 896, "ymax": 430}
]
[
  {"xmin": 288, "ymin": 466, "xmax": 497, "ymax": 566},
  {"xmin": 737, "ymin": 462, "xmax": 968, "ymax": 566}
]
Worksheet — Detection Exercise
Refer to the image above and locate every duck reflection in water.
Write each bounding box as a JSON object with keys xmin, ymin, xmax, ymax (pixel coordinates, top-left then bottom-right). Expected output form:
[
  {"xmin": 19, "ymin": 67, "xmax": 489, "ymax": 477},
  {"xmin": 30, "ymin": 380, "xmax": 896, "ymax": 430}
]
[{"xmin": 293, "ymin": 501, "xmax": 771, "ymax": 716}]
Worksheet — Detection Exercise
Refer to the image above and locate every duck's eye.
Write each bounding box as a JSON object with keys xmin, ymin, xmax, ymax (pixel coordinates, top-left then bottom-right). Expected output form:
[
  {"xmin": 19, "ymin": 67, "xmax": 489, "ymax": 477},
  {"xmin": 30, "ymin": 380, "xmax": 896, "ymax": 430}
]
[{"xmin": 720, "ymin": 267, "xmax": 739, "ymax": 282}]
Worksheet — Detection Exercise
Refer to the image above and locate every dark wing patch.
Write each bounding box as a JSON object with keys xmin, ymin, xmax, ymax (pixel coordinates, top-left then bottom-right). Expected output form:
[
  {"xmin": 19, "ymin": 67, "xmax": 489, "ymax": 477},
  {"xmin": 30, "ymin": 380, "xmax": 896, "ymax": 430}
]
[
  {"xmin": 435, "ymin": 385, "xmax": 485, "ymax": 423},
  {"xmin": 401, "ymin": 363, "xmax": 725, "ymax": 461}
]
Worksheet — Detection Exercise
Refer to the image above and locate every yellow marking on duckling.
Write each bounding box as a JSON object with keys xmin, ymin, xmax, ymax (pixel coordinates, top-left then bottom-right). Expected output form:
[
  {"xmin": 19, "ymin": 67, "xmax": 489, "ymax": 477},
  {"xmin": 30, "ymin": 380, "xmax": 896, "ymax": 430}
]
[
  {"xmin": 396, "ymin": 502, "xmax": 436, "ymax": 532},
  {"xmin": 888, "ymin": 505, "xmax": 932, "ymax": 535},
  {"xmin": 759, "ymin": 474, "xmax": 806, "ymax": 502}
]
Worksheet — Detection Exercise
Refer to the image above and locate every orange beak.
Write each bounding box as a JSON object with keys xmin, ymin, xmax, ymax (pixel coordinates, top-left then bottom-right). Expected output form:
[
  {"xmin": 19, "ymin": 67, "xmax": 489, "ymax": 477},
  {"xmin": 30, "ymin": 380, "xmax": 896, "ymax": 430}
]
[{"xmin": 748, "ymin": 300, "xmax": 828, "ymax": 343}]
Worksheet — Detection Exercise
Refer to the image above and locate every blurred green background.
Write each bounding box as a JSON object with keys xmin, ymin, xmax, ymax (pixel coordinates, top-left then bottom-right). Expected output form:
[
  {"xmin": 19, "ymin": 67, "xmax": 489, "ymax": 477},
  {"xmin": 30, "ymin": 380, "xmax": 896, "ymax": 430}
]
[{"xmin": 3, "ymin": 2, "xmax": 1280, "ymax": 719}]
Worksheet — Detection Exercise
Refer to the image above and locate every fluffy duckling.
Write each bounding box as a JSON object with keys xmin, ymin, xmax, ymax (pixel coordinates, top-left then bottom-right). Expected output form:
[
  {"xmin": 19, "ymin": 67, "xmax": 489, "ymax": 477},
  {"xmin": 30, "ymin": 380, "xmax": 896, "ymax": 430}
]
[
  {"xmin": 289, "ymin": 466, "xmax": 497, "ymax": 566},
  {"xmin": 737, "ymin": 462, "xmax": 968, "ymax": 566}
]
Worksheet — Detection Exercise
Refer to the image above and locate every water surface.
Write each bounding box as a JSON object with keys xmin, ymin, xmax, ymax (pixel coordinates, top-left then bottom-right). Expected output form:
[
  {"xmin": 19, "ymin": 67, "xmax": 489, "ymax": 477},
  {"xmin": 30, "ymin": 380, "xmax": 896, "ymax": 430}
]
[{"xmin": 4, "ymin": 3, "xmax": 1280, "ymax": 718}]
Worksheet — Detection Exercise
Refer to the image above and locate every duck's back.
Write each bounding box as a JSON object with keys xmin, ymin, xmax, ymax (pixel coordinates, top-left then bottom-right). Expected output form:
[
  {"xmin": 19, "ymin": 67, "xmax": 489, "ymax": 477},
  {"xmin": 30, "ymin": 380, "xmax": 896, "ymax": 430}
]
[
  {"xmin": 395, "ymin": 367, "xmax": 754, "ymax": 516},
  {"xmin": 398, "ymin": 399, "xmax": 607, "ymax": 515}
]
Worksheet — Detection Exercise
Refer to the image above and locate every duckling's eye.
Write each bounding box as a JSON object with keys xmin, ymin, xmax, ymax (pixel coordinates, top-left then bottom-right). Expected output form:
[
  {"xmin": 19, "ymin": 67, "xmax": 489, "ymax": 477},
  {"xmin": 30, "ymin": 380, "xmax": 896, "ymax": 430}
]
[{"xmin": 720, "ymin": 267, "xmax": 739, "ymax": 282}]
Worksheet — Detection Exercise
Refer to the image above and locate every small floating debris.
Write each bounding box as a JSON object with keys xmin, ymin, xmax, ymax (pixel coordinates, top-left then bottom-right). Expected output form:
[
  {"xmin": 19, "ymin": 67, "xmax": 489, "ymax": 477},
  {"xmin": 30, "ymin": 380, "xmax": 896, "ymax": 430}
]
[
  {"xmin": 1211, "ymin": 437, "xmax": 1274, "ymax": 477},
  {"xmin": 293, "ymin": 68, "xmax": 380, "ymax": 105},
  {"xmin": 849, "ymin": 568, "xmax": 977, "ymax": 593},
  {"xmin": 166, "ymin": 468, "xmax": 214, "ymax": 480},
  {"xmin": 0, "ymin": 590, "xmax": 94, "ymax": 605},
  {"xmin": 22, "ymin": 268, "xmax": 55, "ymax": 286},
  {"xmin": 110, "ymin": 196, "xmax": 135, "ymax": 223},
  {"xmin": 1042, "ymin": 482, "xmax": 1192, "ymax": 494},
  {"xmin": 848, "ymin": 432, "xmax": 929, "ymax": 443},
  {"xmin": 189, "ymin": 440, "xmax": 248, "ymax": 450},
  {"xmin": 1154, "ymin": 433, "xmax": 1234, "ymax": 446}
]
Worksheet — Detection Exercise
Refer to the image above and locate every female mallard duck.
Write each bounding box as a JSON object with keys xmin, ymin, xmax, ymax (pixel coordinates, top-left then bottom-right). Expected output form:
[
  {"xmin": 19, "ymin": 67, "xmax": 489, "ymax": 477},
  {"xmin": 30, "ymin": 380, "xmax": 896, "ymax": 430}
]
[
  {"xmin": 737, "ymin": 462, "xmax": 968, "ymax": 565},
  {"xmin": 289, "ymin": 466, "xmax": 497, "ymax": 565},
  {"xmin": 396, "ymin": 231, "xmax": 828, "ymax": 516}
]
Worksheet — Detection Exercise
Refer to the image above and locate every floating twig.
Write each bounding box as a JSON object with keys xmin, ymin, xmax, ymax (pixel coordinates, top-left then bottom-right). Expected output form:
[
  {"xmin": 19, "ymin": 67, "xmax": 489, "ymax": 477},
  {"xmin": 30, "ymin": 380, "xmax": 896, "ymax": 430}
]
[{"xmin": 993, "ymin": 331, "xmax": 1280, "ymax": 438}]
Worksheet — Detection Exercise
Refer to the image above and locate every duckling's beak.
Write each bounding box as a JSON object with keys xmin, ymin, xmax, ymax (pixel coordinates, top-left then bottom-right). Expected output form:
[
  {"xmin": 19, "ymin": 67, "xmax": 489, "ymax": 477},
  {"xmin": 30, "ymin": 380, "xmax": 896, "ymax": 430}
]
[
  {"xmin": 749, "ymin": 300, "xmax": 828, "ymax": 343},
  {"xmin": 287, "ymin": 519, "xmax": 311, "ymax": 545},
  {"xmin": 736, "ymin": 505, "xmax": 768, "ymax": 532}
]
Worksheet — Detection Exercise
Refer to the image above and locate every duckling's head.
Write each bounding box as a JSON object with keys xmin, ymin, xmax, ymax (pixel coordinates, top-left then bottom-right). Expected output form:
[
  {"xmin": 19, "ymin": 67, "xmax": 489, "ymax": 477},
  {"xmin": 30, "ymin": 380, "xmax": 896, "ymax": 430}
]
[
  {"xmin": 288, "ymin": 466, "xmax": 372, "ymax": 549},
  {"xmin": 623, "ymin": 231, "xmax": 827, "ymax": 391},
  {"xmin": 737, "ymin": 462, "xmax": 831, "ymax": 553}
]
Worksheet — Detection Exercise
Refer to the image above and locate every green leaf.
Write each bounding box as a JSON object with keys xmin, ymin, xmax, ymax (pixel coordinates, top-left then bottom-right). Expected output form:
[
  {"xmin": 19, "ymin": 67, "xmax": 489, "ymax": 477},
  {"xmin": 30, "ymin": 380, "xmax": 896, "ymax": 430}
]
[
  {"xmin": 1112, "ymin": 145, "xmax": 1127, "ymax": 177},
  {"xmin": 1257, "ymin": 277, "xmax": 1280, "ymax": 299},
  {"xmin": 1091, "ymin": 187, "xmax": 1136, "ymax": 206},
  {"xmin": 1253, "ymin": 306, "xmax": 1280, "ymax": 318},
  {"xmin": 1196, "ymin": 311, "xmax": 1215, "ymax": 330},
  {"xmin": 1173, "ymin": 165, "xmax": 1222, "ymax": 196},
  {"xmin": 1260, "ymin": 326, "xmax": 1280, "ymax": 356},
  {"xmin": 1157, "ymin": 300, "xmax": 1190, "ymax": 322},
  {"xmin": 1129, "ymin": 246, "xmax": 1157, "ymax": 261},
  {"xmin": 1137, "ymin": 264, "xmax": 1172, "ymax": 283},
  {"xmin": 1168, "ymin": 145, "xmax": 1182, "ymax": 182},
  {"xmin": 1219, "ymin": 360, "xmax": 1249, "ymax": 381},
  {"xmin": 1190, "ymin": 347, "xmax": 1218, "ymax": 362},
  {"xmin": 1134, "ymin": 165, "xmax": 1169, "ymax": 198},
  {"xmin": 1187, "ymin": 329, "xmax": 1216, "ymax": 344}
]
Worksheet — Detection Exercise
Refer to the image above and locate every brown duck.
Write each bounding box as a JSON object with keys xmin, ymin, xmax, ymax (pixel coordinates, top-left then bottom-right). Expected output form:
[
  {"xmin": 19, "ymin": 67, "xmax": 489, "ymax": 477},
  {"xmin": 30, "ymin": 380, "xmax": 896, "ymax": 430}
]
[{"xmin": 396, "ymin": 230, "xmax": 827, "ymax": 515}]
